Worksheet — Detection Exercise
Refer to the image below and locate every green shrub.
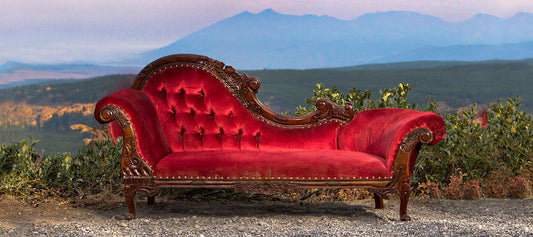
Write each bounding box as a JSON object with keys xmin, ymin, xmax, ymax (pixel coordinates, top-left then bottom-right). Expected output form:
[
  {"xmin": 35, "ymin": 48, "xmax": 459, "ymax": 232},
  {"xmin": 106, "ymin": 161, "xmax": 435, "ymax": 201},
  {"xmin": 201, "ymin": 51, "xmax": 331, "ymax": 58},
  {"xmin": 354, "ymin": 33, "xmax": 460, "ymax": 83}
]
[
  {"xmin": 0, "ymin": 139, "xmax": 43, "ymax": 196},
  {"xmin": 416, "ymin": 98, "xmax": 533, "ymax": 189},
  {"xmin": 294, "ymin": 82, "xmax": 436, "ymax": 116},
  {"xmin": 0, "ymin": 137, "xmax": 121, "ymax": 197}
]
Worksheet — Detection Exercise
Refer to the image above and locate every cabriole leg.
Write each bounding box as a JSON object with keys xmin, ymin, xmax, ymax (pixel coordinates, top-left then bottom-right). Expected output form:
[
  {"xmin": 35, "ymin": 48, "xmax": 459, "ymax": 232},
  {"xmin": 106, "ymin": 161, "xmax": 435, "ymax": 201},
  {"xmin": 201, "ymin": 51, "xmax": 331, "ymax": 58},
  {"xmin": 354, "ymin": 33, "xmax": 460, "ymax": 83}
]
[
  {"xmin": 124, "ymin": 185, "xmax": 136, "ymax": 220},
  {"xmin": 399, "ymin": 180, "xmax": 411, "ymax": 221}
]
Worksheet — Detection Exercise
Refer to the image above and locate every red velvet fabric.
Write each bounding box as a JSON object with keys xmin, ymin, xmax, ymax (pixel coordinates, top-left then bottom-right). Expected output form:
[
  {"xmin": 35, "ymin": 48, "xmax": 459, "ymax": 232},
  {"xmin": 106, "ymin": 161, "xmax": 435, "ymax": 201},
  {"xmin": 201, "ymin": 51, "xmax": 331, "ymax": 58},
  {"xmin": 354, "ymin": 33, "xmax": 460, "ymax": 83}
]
[
  {"xmin": 94, "ymin": 88, "xmax": 172, "ymax": 168},
  {"xmin": 140, "ymin": 65, "xmax": 340, "ymax": 152},
  {"xmin": 154, "ymin": 150, "xmax": 390, "ymax": 180},
  {"xmin": 337, "ymin": 108, "xmax": 446, "ymax": 173}
]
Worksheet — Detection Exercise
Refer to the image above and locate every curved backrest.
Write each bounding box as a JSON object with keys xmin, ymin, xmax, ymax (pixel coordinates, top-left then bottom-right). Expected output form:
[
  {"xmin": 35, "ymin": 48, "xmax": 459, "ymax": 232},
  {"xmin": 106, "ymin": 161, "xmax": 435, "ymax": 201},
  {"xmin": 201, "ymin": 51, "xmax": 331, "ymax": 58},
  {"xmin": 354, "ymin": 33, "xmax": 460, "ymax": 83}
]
[{"xmin": 135, "ymin": 55, "xmax": 341, "ymax": 152}]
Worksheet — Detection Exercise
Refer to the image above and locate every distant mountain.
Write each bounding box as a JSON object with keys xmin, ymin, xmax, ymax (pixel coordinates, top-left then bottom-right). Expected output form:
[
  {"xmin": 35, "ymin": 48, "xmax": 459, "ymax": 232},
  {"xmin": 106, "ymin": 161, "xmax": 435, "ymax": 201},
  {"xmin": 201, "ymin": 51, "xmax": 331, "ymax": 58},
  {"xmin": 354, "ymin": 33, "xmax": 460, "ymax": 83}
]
[
  {"xmin": 0, "ymin": 61, "xmax": 140, "ymax": 86},
  {"xmin": 131, "ymin": 9, "xmax": 533, "ymax": 69}
]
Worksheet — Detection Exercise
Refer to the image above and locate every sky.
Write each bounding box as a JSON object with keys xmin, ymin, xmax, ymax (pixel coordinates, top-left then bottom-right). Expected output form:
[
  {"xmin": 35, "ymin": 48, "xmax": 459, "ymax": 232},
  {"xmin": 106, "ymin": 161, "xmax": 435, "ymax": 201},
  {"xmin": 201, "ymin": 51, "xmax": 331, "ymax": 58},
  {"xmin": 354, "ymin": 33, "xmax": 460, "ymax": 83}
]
[{"xmin": 2, "ymin": 0, "xmax": 533, "ymax": 65}]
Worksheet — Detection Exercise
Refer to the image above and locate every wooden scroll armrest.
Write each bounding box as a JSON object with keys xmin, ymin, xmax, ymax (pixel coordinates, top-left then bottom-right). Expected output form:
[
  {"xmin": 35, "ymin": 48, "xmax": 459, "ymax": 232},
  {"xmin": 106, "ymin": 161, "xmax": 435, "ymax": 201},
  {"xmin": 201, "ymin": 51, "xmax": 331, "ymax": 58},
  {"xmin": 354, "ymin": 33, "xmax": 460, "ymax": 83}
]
[
  {"xmin": 94, "ymin": 88, "xmax": 172, "ymax": 174},
  {"xmin": 338, "ymin": 108, "xmax": 446, "ymax": 173}
]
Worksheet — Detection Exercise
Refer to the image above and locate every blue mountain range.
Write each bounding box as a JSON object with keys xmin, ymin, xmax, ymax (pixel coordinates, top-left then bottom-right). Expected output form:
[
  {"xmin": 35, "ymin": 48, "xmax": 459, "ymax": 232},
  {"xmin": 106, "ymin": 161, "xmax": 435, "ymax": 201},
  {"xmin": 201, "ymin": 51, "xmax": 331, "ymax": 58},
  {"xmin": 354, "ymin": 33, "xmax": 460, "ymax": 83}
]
[{"xmin": 133, "ymin": 9, "xmax": 533, "ymax": 69}]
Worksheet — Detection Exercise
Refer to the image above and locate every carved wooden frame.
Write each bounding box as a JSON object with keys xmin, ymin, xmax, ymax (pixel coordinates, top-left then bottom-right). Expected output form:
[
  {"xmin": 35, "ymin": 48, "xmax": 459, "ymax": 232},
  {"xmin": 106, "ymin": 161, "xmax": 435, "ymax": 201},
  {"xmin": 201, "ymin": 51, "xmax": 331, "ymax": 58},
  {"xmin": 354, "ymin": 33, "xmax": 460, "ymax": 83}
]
[
  {"xmin": 98, "ymin": 54, "xmax": 436, "ymax": 221},
  {"xmin": 133, "ymin": 54, "xmax": 356, "ymax": 126}
]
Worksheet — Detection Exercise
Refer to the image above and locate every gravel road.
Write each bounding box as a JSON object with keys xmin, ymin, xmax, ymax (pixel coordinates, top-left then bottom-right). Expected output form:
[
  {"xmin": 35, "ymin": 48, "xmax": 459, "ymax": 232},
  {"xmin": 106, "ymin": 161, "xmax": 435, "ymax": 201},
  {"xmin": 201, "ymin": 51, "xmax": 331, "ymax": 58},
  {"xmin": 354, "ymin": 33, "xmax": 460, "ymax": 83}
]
[{"xmin": 1, "ymin": 194, "xmax": 531, "ymax": 236}]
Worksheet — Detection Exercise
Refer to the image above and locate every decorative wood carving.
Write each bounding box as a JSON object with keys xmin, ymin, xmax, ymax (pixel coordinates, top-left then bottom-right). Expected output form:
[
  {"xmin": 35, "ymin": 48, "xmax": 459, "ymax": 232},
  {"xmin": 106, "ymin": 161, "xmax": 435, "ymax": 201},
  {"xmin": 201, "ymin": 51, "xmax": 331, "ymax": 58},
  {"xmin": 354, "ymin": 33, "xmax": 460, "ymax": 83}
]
[
  {"xmin": 399, "ymin": 127, "xmax": 434, "ymax": 153},
  {"xmin": 132, "ymin": 54, "xmax": 357, "ymax": 126},
  {"xmin": 99, "ymin": 105, "xmax": 153, "ymax": 177}
]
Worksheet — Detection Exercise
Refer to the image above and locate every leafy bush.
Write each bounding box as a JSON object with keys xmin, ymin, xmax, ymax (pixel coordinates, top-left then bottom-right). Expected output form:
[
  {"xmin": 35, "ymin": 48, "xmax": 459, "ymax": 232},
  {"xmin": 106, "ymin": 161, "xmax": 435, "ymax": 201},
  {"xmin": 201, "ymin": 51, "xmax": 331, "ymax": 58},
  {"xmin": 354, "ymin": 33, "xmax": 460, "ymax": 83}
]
[
  {"xmin": 416, "ymin": 97, "xmax": 532, "ymax": 198},
  {"xmin": 0, "ymin": 139, "xmax": 43, "ymax": 196},
  {"xmin": 0, "ymin": 137, "xmax": 122, "ymax": 198},
  {"xmin": 294, "ymin": 82, "xmax": 436, "ymax": 115}
]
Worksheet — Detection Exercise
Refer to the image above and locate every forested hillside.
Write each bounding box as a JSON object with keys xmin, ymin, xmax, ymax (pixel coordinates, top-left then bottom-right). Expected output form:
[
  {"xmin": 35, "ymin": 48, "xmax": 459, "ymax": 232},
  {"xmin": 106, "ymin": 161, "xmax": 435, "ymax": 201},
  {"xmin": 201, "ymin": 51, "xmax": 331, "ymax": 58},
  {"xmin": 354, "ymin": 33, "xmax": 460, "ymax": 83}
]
[
  {"xmin": 244, "ymin": 60, "xmax": 533, "ymax": 114},
  {"xmin": 0, "ymin": 74, "xmax": 134, "ymax": 153},
  {"xmin": 0, "ymin": 74, "xmax": 135, "ymax": 106}
]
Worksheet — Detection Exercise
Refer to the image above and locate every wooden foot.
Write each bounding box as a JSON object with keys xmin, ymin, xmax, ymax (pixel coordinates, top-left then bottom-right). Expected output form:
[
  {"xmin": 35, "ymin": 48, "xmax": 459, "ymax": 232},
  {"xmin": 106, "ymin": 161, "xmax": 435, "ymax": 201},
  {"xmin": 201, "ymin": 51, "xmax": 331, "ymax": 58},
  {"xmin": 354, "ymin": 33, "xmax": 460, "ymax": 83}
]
[
  {"xmin": 125, "ymin": 213, "xmax": 135, "ymax": 220},
  {"xmin": 374, "ymin": 193, "xmax": 384, "ymax": 209},
  {"xmin": 399, "ymin": 180, "xmax": 411, "ymax": 221},
  {"xmin": 147, "ymin": 196, "xmax": 155, "ymax": 206},
  {"xmin": 124, "ymin": 186, "xmax": 136, "ymax": 220}
]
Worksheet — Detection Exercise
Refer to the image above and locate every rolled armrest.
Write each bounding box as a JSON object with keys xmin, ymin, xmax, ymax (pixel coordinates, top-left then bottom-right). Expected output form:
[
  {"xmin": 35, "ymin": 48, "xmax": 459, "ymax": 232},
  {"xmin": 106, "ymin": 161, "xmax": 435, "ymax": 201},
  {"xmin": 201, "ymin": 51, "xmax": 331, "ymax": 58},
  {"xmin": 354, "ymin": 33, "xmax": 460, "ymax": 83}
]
[
  {"xmin": 338, "ymin": 108, "xmax": 445, "ymax": 172},
  {"xmin": 95, "ymin": 88, "xmax": 172, "ymax": 168}
]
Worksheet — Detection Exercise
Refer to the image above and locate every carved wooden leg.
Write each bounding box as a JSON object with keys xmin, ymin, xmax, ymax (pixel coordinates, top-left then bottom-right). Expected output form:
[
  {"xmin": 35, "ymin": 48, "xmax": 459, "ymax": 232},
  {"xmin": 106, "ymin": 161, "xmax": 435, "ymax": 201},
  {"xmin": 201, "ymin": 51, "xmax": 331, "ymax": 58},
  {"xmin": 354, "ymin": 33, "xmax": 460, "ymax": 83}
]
[
  {"xmin": 147, "ymin": 196, "xmax": 155, "ymax": 206},
  {"xmin": 124, "ymin": 185, "xmax": 136, "ymax": 220},
  {"xmin": 399, "ymin": 180, "xmax": 411, "ymax": 221},
  {"xmin": 374, "ymin": 193, "xmax": 384, "ymax": 209}
]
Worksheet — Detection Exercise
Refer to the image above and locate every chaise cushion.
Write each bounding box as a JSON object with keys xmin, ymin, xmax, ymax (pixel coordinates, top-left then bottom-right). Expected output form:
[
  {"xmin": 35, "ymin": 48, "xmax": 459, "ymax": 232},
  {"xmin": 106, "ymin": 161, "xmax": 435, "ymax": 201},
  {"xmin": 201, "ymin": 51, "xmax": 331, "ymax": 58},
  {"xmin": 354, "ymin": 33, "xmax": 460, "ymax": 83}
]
[{"xmin": 154, "ymin": 149, "xmax": 391, "ymax": 180}]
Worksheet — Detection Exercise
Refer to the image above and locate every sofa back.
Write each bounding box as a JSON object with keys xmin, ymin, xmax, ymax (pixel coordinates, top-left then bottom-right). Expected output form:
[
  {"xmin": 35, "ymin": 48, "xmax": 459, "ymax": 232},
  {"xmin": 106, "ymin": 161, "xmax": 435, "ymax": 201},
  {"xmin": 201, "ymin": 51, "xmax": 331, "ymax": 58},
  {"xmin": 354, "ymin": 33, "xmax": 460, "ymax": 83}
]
[{"xmin": 136, "ymin": 59, "xmax": 340, "ymax": 153}]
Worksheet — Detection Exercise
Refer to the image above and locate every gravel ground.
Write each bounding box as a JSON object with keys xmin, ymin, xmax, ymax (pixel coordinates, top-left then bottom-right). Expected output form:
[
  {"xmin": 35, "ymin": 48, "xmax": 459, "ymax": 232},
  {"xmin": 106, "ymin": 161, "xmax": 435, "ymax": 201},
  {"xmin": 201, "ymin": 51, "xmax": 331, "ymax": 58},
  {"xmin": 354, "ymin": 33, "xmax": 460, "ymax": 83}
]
[{"xmin": 1, "ymin": 194, "xmax": 532, "ymax": 236}]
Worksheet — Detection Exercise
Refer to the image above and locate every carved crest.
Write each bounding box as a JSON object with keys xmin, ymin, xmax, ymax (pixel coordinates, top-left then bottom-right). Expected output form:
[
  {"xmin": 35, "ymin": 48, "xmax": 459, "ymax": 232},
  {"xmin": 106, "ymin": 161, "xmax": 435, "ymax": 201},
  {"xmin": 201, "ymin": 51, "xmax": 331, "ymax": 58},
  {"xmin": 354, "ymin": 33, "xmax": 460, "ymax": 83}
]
[{"xmin": 132, "ymin": 54, "xmax": 357, "ymax": 127}]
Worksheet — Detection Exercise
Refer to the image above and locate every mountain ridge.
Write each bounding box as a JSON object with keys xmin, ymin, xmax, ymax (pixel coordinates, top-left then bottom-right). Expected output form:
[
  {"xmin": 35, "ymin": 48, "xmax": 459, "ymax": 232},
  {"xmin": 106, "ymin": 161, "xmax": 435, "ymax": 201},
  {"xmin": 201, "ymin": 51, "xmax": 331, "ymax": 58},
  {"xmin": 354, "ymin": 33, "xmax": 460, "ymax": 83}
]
[{"xmin": 131, "ymin": 9, "xmax": 533, "ymax": 69}]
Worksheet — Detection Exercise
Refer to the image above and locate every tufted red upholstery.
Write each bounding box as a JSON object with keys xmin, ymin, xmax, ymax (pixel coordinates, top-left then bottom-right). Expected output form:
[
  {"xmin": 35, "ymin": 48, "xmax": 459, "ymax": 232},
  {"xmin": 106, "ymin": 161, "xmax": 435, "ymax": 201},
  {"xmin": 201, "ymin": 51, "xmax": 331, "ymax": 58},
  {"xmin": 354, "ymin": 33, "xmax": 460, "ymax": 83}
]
[{"xmin": 140, "ymin": 65, "xmax": 340, "ymax": 153}]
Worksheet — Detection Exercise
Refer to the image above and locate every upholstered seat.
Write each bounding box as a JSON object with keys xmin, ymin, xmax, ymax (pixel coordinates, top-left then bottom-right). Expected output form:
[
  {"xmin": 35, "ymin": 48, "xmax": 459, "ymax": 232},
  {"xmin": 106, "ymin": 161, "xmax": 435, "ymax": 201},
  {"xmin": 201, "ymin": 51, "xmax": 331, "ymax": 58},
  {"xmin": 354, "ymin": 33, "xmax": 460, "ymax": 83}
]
[{"xmin": 154, "ymin": 149, "xmax": 390, "ymax": 180}]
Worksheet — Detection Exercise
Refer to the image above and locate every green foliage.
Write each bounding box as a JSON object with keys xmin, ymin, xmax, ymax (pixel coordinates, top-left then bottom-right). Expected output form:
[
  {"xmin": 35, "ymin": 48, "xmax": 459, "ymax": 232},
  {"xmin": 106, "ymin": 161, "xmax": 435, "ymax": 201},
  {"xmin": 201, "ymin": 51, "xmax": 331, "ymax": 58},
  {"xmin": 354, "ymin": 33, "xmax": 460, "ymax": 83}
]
[
  {"xmin": 0, "ymin": 139, "xmax": 42, "ymax": 196},
  {"xmin": 294, "ymin": 82, "xmax": 436, "ymax": 115},
  {"xmin": 0, "ymin": 138, "xmax": 122, "ymax": 197},
  {"xmin": 415, "ymin": 97, "xmax": 532, "ymax": 187}
]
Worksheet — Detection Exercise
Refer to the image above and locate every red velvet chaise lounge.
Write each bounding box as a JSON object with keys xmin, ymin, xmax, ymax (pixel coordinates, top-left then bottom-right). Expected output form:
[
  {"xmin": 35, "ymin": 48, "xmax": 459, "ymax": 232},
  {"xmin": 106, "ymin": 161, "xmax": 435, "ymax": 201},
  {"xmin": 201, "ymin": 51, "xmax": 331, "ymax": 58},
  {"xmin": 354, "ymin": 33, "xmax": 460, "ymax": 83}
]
[{"xmin": 94, "ymin": 54, "xmax": 445, "ymax": 221}]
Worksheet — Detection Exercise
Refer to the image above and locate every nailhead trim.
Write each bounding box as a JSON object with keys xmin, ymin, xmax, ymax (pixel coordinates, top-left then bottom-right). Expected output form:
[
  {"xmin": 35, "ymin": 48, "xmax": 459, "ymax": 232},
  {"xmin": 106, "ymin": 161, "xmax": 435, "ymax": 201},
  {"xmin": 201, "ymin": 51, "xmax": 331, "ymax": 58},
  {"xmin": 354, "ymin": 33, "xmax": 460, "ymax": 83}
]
[{"xmin": 156, "ymin": 175, "xmax": 394, "ymax": 180}]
